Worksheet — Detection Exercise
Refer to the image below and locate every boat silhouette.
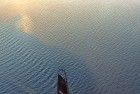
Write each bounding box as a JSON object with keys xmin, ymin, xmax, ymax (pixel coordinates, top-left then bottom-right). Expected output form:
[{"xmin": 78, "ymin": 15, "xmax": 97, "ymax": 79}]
[{"xmin": 57, "ymin": 69, "xmax": 69, "ymax": 94}]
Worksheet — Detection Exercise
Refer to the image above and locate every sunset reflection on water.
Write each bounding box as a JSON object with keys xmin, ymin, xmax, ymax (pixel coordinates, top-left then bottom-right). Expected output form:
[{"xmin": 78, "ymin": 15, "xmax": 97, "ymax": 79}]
[{"xmin": 18, "ymin": 15, "xmax": 33, "ymax": 33}]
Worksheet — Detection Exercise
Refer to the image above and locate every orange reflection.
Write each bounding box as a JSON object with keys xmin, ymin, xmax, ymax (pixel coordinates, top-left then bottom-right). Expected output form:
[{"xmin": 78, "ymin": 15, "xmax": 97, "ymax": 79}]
[
  {"xmin": 11, "ymin": 0, "xmax": 38, "ymax": 33},
  {"xmin": 18, "ymin": 15, "xmax": 33, "ymax": 33}
]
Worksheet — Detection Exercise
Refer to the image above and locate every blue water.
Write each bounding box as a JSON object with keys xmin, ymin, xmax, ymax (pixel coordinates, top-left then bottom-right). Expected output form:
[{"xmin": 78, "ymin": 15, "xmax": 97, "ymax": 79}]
[
  {"xmin": 0, "ymin": 22, "xmax": 95, "ymax": 94},
  {"xmin": 0, "ymin": 1, "xmax": 140, "ymax": 94}
]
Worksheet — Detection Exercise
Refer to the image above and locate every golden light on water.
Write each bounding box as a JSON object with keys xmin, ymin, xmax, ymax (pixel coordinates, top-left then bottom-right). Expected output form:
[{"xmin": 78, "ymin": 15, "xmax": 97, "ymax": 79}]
[
  {"xmin": 18, "ymin": 15, "xmax": 33, "ymax": 33},
  {"xmin": 0, "ymin": 0, "xmax": 139, "ymax": 33},
  {"xmin": 3, "ymin": 0, "xmax": 40, "ymax": 33},
  {"xmin": 11, "ymin": 0, "xmax": 34, "ymax": 33},
  {"xmin": 12, "ymin": 1, "xmax": 33, "ymax": 33}
]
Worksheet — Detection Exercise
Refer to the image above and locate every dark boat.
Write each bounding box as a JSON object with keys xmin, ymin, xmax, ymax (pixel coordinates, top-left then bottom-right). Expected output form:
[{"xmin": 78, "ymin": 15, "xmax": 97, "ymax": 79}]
[{"xmin": 57, "ymin": 69, "xmax": 69, "ymax": 94}]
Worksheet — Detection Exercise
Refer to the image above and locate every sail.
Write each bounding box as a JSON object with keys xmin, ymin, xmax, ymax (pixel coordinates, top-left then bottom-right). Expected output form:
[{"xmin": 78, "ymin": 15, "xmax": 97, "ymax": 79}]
[{"xmin": 57, "ymin": 70, "xmax": 69, "ymax": 94}]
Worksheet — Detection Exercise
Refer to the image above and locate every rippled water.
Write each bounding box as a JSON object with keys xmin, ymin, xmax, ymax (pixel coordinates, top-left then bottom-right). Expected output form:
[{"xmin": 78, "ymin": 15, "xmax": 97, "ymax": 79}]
[
  {"xmin": 0, "ymin": 0, "xmax": 140, "ymax": 94},
  {"xmin": 0, "ymin": 23, "xmax": 95, "ymax": 94}
]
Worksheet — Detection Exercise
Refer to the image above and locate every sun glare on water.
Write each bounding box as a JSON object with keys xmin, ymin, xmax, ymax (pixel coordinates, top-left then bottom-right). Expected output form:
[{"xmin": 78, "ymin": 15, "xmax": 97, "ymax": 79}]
[
  {"xmin": 17, "ymin": 15, "xmax": 33, "ymax": 33},
  {"xmin": 11, "ymin": 0, "xmax": 39, "ymax": 33},
  {"xmin": 1, "ymin": 0, "xmax": 138, "ymax": 33}
]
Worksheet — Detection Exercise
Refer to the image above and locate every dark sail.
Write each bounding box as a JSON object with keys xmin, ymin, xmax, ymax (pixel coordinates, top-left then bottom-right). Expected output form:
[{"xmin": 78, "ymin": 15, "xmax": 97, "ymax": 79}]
[{"xmin": 57, "ymin": 70, "xmax": 69, "ymax": 94}]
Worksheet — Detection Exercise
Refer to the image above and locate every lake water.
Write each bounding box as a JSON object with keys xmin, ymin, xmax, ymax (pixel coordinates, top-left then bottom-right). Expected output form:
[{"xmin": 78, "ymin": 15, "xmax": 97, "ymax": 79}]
[{"xmin": 0, "ymin": 0, "xmax": 140, "ymax": 94}]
